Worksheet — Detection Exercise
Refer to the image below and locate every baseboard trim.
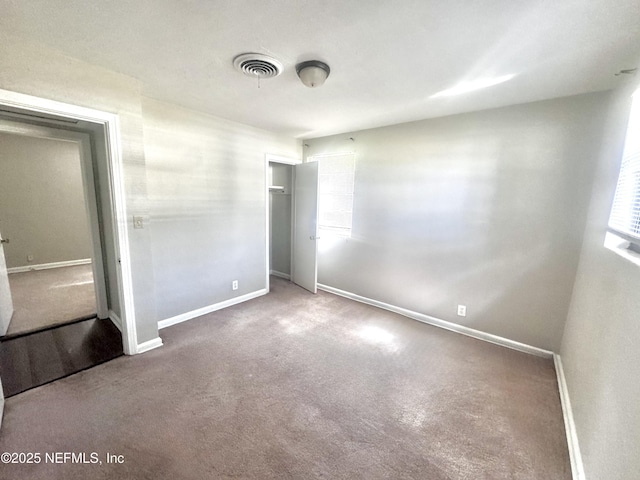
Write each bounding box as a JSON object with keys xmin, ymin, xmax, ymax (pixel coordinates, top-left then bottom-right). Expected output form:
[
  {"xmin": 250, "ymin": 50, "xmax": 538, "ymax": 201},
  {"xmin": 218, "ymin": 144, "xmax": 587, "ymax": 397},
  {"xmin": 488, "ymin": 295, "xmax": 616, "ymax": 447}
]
[
  {"xmin": 158, "ymin": 289, "xmax": 268, "ymax": 330},
  {"xmin": 136, "ymin": 337, "xmax": 163, "ymax": 354},
  {"xmin": 7, "ymin": 258, "xmax": 91, "ymax": 274},
  {"xmin": 317, "ymin": 283, "xmax": 553, "ymax": 359},
  {"xmin": 554, "ymin": 354, "xmax": 585, "ymax": 480},
  {"xmin": 108, "ymin": 310, "xmax": 122, "ymax": 332},
  {"xmin": 270, "ymin": 270, "xmax": 291, "ymax": 280}
]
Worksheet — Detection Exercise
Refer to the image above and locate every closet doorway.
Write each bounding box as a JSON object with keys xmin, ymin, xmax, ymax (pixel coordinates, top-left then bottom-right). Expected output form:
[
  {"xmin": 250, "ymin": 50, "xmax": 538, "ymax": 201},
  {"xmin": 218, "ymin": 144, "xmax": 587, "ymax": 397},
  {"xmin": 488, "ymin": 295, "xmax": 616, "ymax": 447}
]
[
  {"xmin": 267, "ymin": 156, "xmax": 295, "ymax": 285},
  {"xmin": 266, "ymin": 154, "xmax": 319, "ymax": 294}
]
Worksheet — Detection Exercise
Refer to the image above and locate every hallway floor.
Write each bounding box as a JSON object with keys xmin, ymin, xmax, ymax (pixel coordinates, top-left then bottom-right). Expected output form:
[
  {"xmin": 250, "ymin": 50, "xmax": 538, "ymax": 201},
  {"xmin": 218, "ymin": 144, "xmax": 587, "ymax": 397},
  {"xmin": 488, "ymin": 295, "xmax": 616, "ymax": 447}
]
[{"xmin": 5, "ymin": 264, "xmax": 96, "ymax": 337}]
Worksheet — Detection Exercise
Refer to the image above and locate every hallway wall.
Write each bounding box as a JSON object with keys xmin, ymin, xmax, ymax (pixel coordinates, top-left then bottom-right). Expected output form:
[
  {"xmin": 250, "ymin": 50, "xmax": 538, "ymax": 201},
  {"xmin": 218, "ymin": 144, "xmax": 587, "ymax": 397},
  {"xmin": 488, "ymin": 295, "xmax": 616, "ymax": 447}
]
[{"xmin": 0, "ymin": 133, "xmax": 92, "ymax": 269}]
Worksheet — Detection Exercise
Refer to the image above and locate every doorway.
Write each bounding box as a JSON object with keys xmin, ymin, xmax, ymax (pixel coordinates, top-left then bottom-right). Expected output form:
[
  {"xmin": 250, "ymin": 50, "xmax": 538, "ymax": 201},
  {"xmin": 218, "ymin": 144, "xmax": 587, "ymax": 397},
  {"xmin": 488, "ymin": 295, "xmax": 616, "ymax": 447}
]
[
  {"xmin": 0, "ymin": 88, "xmax": 138, "ymax": 358},
  {"xmin": 0, "ymin": 124, "xmax": 106, "ymax": 337},
  {"xmin": 265, "ymin": 154, "xmax": 319, "ymax": 294},
  {"xmin": 268, "ymin": 160, "xmax": 294, "ymax": 281}
]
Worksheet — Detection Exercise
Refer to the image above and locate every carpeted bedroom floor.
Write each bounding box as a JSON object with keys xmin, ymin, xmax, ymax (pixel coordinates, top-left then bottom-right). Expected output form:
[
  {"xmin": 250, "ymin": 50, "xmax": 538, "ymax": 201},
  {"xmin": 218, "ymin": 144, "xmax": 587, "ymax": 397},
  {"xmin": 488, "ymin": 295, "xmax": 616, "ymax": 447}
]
[{"xmin": 0, "ymin": 276, "xmax": 570, "ymax": 479}]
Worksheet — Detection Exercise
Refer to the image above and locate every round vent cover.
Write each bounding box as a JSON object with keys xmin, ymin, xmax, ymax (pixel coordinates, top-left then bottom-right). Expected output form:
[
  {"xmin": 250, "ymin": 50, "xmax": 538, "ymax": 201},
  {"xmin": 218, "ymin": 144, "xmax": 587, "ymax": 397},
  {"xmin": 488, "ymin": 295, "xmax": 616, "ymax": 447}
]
[{"xmin": 233, "ymin": 53, "xmax": 283, "ymax": 79}]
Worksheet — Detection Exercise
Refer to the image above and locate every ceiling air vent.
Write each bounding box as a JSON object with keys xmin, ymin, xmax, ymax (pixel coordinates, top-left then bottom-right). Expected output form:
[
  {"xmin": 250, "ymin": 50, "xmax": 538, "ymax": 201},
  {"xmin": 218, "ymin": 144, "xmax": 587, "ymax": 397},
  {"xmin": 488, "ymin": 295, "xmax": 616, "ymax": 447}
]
[{"xmin": 233, "ymin": 53, "xmax": 283, "ymax": 79}]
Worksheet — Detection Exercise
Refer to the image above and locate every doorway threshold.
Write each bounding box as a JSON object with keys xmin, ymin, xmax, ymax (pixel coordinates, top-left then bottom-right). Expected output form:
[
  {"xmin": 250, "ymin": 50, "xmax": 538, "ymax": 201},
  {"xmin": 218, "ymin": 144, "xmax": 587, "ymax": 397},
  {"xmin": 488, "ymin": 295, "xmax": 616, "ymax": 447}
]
[{"xmin": 0, "ymin": 317, "xmax": 123, "ymax": 397}]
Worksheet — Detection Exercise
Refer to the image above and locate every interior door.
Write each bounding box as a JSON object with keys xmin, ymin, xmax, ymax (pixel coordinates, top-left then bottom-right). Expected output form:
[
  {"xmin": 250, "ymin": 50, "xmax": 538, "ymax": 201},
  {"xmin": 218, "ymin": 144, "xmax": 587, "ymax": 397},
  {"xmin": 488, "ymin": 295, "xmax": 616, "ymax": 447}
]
[
  {"xmin": 292, "ymin": 162, "xmax": 319, "ymax": 293},
  {"xmin": 0, "ymin": 232, "xmax": 13, "ymax": 336},
  {"xmin": 0, "ymin": 232, "xmax": 13, "ymax": 426}
]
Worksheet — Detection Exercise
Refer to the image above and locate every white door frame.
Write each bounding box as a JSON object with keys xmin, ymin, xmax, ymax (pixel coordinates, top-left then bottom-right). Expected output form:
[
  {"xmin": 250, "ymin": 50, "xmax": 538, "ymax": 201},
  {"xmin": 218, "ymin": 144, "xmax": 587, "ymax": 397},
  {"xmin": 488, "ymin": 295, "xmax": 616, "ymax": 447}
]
[
  {"xmin": 0, "ymin": 88, "xmax": 137, "ymax": 355},
  {"xmin": 0, "ymin": 119, "xmax": 109, "ymax": 320},
  {"xmin": 265, "ymin": 154, "xmax": 300, "ymax": 292}
]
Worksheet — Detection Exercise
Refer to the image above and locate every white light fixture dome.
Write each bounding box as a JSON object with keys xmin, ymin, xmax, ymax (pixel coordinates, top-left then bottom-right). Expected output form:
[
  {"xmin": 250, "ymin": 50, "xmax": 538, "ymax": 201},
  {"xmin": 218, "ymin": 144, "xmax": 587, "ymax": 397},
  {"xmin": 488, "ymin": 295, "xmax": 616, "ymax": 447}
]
[{"xmin": 296, "ymin": 60, "xmax": 330, "ymax": 88}]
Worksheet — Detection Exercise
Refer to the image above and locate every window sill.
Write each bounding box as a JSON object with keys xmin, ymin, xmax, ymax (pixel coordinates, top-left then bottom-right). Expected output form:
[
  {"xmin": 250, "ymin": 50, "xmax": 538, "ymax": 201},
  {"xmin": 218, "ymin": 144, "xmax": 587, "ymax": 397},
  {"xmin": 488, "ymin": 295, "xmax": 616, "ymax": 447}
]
[{"xmin": 604, "ymin": 232, "xmax": 640, "ymax": 267}]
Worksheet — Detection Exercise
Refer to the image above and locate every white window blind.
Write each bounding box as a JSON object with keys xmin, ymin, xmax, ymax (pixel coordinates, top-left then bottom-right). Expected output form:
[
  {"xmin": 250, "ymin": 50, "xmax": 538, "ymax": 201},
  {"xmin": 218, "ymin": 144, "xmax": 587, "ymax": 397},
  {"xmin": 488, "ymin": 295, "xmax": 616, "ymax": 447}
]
[
  {"xmin": 609, "ymin": 91, "xmax": 640, "ymax": 243},
  {"xmin": 309, "ymin": 153, "xmax": 355, "ymax": 237}
]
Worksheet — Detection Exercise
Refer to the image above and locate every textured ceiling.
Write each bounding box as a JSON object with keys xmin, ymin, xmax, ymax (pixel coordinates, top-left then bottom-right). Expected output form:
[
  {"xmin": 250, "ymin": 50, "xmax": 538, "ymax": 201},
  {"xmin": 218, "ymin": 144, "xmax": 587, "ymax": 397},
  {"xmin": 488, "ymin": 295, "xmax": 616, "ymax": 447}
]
[{"xmin": 2, "ymin": 0, "xmax": 640, "ymax": 138}]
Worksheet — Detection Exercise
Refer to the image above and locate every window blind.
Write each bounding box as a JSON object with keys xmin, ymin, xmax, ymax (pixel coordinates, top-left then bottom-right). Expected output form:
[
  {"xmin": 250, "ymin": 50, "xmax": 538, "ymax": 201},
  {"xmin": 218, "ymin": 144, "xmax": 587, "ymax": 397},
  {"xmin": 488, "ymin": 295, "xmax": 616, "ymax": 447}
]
[
  {"xmin": 309, "ymin": 153, "xmax": 355, "ymax": 237},
  {"xmin": 609, "ymin": 92, "xmax": 640, "ymax": 242}
]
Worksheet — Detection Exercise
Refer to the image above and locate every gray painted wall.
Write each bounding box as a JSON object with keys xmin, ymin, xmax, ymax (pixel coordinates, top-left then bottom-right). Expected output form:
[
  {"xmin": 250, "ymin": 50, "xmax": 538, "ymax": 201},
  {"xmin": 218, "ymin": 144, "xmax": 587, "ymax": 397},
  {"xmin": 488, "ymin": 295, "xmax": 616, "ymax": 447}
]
[
  {"xmin": 0, "ymin": 132, "xmax": 92, "ymax": 269},
  {"xmin": 0, "ymin": 31, "xmax": 302, "ymax": 343},
  {"xmin": 269, "ymin": 163, "xmax": 293, "ymax": 276},
  {"xmin": 560, "ymin": 80, "xmax": 640, "ymax": 480},
  {"xmin": 306, "ymin": 92, "xmax": 610, "ymax": 351},
  {"xmin": 142, "ymin": 98, "xmax": 300, "ymax": 321}
]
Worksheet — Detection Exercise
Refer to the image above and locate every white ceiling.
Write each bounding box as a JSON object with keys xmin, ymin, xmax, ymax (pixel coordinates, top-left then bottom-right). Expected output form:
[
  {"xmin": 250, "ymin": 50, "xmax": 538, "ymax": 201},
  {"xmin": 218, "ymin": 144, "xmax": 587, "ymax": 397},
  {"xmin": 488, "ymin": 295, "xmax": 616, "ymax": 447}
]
[{"xmin": 3, "ymin": 0, "xmax": 640, "ymax": 138}]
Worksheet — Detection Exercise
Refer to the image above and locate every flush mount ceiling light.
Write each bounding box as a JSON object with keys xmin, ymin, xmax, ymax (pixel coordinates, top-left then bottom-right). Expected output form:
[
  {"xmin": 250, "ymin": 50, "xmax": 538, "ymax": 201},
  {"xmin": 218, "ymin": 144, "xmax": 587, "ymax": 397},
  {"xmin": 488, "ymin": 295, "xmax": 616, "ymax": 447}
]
[
  {"xmin": 430, "ymin": 74, "xmax": 515, "ymax": 98},
  {"xmin": 296, "ymin": 60, "xmax": 331, "ymax": 88},
  {"xmin": 233, "ymin": 53, "xmax": 283, "ymax": 80}
]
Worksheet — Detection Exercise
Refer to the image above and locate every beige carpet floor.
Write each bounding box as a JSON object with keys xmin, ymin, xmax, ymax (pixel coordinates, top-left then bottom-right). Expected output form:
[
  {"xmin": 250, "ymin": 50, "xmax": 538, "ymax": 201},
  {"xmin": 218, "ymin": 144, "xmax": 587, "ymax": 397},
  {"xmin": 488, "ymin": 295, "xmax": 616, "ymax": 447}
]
[
  {"xmin": 0, "ymin": 277, "xmax": 570, "ymax": 479},
  {"xmin": 5, "ymin": 264, "xmax": 96, "ymax": 336}
]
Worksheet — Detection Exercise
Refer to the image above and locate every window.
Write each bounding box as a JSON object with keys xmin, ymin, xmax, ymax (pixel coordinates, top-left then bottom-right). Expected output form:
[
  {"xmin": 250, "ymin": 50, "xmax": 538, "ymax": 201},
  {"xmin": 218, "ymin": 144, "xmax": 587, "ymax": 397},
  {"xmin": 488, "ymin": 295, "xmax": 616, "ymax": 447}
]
[
  {"xmin": 309, "ymin": 153, "xmax": 355, "ymax": 237},
  {"xmin": 606, "ymin": 89, "xmax": 640, "ymax": 262}
]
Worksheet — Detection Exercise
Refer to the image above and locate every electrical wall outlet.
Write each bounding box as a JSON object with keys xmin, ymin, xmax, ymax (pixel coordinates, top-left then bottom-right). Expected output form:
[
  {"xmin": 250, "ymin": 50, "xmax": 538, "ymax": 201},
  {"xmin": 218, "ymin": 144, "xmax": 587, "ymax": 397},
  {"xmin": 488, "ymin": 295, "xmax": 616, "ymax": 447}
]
[
  {"xmin": 457, "ymin": 305, "xmax": 467, "ymax": 317},
  {"xmin": 232, "ymin": 280, "xmax": 238, "ymax": 291}
]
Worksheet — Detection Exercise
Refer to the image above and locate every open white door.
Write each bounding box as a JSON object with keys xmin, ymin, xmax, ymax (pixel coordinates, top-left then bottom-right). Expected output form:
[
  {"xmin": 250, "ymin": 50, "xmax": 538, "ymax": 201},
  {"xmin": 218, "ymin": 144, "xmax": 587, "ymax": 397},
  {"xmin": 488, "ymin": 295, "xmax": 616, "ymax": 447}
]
[
  {"xmin": 0, "ymin": 232, "xmax": 13, "ymax": 427},
  {"xmin": 292, "ymin": 162, "xmax": 319, "ymax": 293},
  {"xmin": 0, "ymin": 233, "xmax": 13, "ymax": 336}
]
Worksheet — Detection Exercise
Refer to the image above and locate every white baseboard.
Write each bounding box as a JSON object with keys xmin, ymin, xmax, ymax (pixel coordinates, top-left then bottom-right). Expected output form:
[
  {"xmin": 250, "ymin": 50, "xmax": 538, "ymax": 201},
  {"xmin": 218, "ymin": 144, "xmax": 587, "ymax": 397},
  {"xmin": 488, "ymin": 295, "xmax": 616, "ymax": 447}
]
[
  {"xmin": 136, "ymin": 337, "xmax": 163, "ymax": 354},
  {"xmin": 317, "ymin": 283, "xmax": 554, "ymax": 359},
  {"xmin": 554, "ymin": 354, "xmax": 585, "ymax": 480},
  {"xmin": 270, "ymin": 270, "xmax": 291, "ymax": 280},
  {"xmin": 158, "ymin": 288, "xmax": 268, "ymax": 330},
  {"xmin": 7, "ymin": 258, "xmax": 92, "ymax": 274},
  {"xmin": 108, "ymin": 310, "xmax": 122, "ymax": 332}
]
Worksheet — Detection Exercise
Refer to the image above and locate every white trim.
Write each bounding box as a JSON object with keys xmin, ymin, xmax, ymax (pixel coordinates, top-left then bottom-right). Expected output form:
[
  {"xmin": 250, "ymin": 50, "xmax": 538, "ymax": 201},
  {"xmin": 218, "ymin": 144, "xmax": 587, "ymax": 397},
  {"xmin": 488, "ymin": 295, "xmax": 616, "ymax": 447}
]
[
  {"xmin": 604, "ymin": 232, "xmax": 640, "ymax": 267},
  {"xmin": 158, "ymin": 289, "xmax": 268, "ymax": 330},
  {"xmin": 317, "ymin": 283, "xmax": 554, "ymax": 359},
  {"xmin": 136, "ymin": 337, "xmax": 163, "ymax": 354},
  {"xmin": 270, "ymin": 270, "xmax": 291, "ymax": 280},
  {"xmin": 554, "ymin": 354, "xmax": 585, "ymax": 480},
  {"xmin": 265, "ymin": 153, "xmax": 301, "ymax": 166},
  {"xmin": 105, "ymin": 115, "xmax": 137, "ymax": 355},
  {"xmin": 0, "ymin": 88, "xmax": 138, "ymax": 356},
  {"xmin": 7, "ymin": 258, "xmax": 91, "ymax": 274},
  {"xmin": 109, "ymin": 310, "xmax": 123, "ymax": 332}
]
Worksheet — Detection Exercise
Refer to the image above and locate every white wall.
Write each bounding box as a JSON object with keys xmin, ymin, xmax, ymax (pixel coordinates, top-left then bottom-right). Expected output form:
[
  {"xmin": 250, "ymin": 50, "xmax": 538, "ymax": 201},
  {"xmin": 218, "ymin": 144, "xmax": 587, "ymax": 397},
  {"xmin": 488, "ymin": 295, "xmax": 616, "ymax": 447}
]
[
  {"xmin": 560, "ymin": 80, "xmax": 640, "ymax": 480},
  {"xmin": 142, "ymin": 98, "xmax": 300, "ymax": 321},
  {"xmin": 306, "ymin": 92, "xmax": 611, "ymax": 351},
  {"xmin": 0, "ymin": 132, "xmax": 92, "ymax": 269}
]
